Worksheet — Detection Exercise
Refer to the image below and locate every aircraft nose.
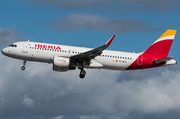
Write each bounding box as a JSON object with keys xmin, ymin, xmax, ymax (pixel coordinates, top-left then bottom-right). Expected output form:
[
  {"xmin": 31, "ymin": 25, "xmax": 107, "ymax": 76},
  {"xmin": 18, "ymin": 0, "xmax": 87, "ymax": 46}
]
[
  {"xmin": 1, "ymin": 48, "xmax": 5, "ymax": 55},
  {"xmin": 1, "ymin": 48, "xmax": 8, "ymax": 56}
]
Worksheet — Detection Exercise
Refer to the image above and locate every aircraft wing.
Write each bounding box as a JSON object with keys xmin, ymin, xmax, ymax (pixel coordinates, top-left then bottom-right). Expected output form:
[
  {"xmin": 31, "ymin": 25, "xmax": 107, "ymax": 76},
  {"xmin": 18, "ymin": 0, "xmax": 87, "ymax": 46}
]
[
  {"xmin": 70, "ymin": 35, "xmax": 115, "ymax": 60},
  {"xmin": 153, "ymin": 57, "xmax": 174, "ymax": 64}
]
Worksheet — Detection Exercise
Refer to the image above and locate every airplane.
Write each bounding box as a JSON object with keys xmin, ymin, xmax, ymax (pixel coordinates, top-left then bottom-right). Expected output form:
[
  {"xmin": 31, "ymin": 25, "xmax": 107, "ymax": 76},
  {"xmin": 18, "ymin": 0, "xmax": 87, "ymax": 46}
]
[{"xmin": 1, "ymin": 29, "xmax": 177, "ymax": 78}]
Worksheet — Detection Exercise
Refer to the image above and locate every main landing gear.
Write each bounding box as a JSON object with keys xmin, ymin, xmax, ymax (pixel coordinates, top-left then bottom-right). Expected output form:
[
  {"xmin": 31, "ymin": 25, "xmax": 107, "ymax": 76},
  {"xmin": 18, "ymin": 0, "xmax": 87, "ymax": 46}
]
[
  {"xmin": 79, "ymin": 69, "xmax": 86, "ymax": 79},
  {"xmin": 21, "ymin": 60, "xmax": 26, "ymax": 70}
]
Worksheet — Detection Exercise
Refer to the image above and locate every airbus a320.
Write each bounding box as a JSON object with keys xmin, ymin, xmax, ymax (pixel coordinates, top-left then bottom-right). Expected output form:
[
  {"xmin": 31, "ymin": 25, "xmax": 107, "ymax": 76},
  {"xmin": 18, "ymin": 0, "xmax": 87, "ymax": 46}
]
[{"xmin": 1, "ymin": 29, "xmax": 177, "ymax": 78}]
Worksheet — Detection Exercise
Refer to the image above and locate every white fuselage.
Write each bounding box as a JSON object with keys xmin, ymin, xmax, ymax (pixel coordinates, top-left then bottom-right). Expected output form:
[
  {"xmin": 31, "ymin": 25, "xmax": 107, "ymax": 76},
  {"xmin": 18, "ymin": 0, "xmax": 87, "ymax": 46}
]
[{"xmin": 2, "ymin": 41, "xmax": 140, "ymax": 70}]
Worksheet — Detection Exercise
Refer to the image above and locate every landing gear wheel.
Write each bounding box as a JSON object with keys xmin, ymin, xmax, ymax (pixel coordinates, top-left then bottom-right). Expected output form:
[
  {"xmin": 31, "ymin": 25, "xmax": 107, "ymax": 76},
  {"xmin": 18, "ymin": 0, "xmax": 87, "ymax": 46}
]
[
  {"xmin": 21, "ymin": 60, "xmax": 26, "ymax": 71},
  {"xmin": 79, "ymin": 70, "xmax": 86, "ymax": 79},
  {"xmin": 21, "ymin": 66, "xmax": 25, "ymax": 70}
]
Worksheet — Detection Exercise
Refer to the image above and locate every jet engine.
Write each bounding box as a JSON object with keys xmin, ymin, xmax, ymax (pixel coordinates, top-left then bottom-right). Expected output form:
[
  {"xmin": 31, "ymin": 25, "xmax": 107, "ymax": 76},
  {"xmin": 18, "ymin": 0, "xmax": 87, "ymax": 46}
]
[{"xmin": 53, "ymin": 56, "xmax": 75, "ymax": 72}]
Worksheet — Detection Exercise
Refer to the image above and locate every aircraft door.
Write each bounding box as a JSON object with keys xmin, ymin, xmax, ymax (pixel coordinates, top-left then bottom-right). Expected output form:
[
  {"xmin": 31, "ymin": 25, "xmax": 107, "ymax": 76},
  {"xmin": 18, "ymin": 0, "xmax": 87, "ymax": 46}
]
[
  {"xmin": 22, "ymin": 43, "xmax": 28, "ymax": 53},
  {"xmin": 137, "ymin": 55, "xmax": 143, "ymax": 65}
]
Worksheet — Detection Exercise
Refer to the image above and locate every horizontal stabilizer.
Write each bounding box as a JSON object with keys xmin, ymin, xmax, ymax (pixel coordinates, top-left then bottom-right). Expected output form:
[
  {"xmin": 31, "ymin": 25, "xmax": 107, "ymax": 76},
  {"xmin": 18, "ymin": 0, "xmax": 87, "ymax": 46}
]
[{"xmin": 153, "ymin": 57, "xmax": 174, "ymax": 64}]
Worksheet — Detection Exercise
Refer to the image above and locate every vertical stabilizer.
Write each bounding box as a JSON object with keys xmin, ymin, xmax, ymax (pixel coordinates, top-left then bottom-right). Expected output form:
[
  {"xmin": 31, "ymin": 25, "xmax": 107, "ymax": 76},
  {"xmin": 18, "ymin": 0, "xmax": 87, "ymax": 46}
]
[{"xmin": 143, "ymin": 29, "xmax": 177, "ymax": 58}]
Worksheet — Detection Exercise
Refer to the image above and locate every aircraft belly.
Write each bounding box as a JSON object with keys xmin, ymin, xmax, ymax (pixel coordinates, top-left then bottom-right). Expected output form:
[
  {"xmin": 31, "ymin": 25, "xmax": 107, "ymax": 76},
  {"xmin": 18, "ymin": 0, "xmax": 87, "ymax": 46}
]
[
  {"xmin": 15, "ymin": 50, "xmax": 52, "ymax": 63},
  {"xmin": 30, "ymin": 51, "xmax": 52, "ymax": 63}
]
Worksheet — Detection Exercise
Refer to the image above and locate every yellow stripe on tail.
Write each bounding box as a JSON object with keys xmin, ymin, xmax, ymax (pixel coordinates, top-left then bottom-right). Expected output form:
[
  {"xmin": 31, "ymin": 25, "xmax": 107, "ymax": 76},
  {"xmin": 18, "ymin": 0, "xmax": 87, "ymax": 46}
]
[{"xmin": 156, "ymin": 29, "xmax": 177, "ymax": 41}]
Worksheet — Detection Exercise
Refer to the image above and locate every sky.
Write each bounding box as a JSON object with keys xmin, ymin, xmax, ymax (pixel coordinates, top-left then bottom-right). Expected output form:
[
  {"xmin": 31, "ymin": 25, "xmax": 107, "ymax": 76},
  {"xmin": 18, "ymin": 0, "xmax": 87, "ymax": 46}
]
[{"xmin": 0, "ymin": 0, "xmax": 180, "ymax": 119}]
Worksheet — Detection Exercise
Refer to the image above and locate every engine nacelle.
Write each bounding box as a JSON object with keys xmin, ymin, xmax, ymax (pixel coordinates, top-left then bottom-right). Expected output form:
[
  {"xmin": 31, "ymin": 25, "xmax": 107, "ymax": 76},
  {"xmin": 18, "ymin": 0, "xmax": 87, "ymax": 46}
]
[{"xmin": 53, "ymin": 56, "xmax": 70, "ymax": 72}]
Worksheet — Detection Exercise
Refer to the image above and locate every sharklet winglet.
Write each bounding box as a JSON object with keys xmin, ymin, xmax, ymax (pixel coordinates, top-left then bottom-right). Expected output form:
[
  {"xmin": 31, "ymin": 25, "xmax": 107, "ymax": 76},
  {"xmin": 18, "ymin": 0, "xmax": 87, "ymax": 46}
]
[{"xmin": 105, "ymin": 35, "xmax": 115, "ymax": 46}]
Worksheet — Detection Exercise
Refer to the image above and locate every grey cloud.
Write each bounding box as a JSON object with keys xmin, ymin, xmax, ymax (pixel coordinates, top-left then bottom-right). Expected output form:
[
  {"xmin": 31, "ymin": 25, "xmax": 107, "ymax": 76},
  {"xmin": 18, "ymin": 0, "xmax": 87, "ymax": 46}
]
[
  {"xmin": 22, "ymin": 95, "xmax": 35, "ymax": 107},
  {"xmin": 28, "ymin": 0, "xmax": 112, "ymax": 9},
  {"xmin": 1, "ymin": 52, "xmax": 180, "ymax": 119},
  {"xmin": 28, "ymin": 0, "xmax": 180, "ymax": 13},
  {"xmin": 49, "ymin": 14, "xmax": 158, "ymax": 33},
  {"xmin": 0, "ymin": 27, "xmax": 29, "ymax": 49},
  {"xmin": 117, "ymin": 0, "xmax": 180, "ymax": 13},
  {"xmin": 51, "ymin": 116, "xmax": 64, "ymax": 119},
  {"xmin": 62, "ymin": 115, "xmax": 80, "ymax": 119}
]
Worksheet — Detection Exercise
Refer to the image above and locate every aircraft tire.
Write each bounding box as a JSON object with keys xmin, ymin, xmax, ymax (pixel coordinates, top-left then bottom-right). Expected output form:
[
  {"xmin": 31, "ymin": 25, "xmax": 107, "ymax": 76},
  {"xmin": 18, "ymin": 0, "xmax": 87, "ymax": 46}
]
[
  {"xmin": 79, "ymin": 70, "xmax": 86, "ymax": 78},
  {"xmin": 21, "ymin": 66, "xmax": 25, "ymax": 70}
]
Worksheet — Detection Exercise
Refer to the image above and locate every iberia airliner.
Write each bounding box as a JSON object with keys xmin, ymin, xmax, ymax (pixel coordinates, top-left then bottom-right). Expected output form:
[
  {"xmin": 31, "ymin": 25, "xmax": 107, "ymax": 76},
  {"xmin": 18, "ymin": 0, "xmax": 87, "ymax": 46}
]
[{"xmin": 1, "ymin": 29, "xmax": 177, "ymax": 78}]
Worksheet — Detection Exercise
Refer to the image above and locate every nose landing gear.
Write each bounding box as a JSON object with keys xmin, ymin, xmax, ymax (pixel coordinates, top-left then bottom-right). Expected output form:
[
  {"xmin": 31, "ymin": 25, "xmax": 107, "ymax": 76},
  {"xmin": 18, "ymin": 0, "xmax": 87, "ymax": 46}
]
[
  {"xmin": 79, "ymin": 69, "xmax": 86, "ymax": 79},
  {"xmin": 21, "ymin": 60, "xmax": 26, "ymax": 70}
]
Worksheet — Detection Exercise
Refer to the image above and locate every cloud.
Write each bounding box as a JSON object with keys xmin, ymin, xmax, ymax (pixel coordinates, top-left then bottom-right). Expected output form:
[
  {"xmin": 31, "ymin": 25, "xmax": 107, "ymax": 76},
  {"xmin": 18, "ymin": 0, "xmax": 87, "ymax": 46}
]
[
  {"xmin": 28, "ymin": 0, "xmax": 180, "ymax": 13},
  {"xmin": 51, "ymin": 115, "xmax": 64, "ymax": 119},
  {"xmin": 1, "ymin": 50, "xmax": 180, "ymax": 119},
  {"xmin": 49, "ymin": 14, "xmax": 158, "ymax": 33},
  {"xmin": 0, "ymin": 26, "xmax": 29, "ymax": 49},
  {"xmin": 22, "ymin": 95, "xmax": 35, "ymax": 107}
]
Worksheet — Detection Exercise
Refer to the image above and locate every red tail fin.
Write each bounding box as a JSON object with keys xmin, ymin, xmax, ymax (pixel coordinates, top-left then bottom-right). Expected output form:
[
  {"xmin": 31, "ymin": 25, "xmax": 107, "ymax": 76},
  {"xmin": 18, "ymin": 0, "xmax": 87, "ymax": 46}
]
[
  {"xmin": 143, "ymin": 29, "xmax": 177, "ymax": 58},
  {"xmin": 126, "ymin": 29, "xmax": 177, "ymax": 70}
]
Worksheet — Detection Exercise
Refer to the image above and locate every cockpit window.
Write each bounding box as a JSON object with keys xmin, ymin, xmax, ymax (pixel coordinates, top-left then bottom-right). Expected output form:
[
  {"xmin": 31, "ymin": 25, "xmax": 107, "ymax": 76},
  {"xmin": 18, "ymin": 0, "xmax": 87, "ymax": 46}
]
[{"xmin": 9, "ymin": 44, "xmax": 17, "ymax": 47}]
